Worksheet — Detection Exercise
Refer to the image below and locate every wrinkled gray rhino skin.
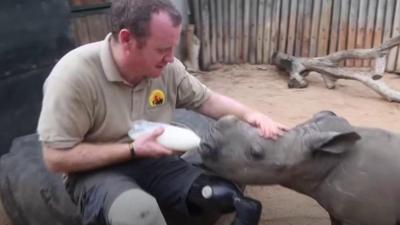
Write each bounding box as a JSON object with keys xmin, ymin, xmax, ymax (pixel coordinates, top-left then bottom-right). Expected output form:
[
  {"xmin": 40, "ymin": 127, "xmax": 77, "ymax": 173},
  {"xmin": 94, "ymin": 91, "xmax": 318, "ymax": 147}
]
[{"xmin": 200, "ymin": 111, "xmax": 400, "ymax": 225}]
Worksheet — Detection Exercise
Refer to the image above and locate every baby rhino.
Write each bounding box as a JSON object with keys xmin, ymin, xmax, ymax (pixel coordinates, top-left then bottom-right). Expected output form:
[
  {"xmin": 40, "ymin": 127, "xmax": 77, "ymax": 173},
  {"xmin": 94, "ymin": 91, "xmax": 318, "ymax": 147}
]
[{"xmin": 199, "ymin": 111, "xmax": 400, "ymax": 225}]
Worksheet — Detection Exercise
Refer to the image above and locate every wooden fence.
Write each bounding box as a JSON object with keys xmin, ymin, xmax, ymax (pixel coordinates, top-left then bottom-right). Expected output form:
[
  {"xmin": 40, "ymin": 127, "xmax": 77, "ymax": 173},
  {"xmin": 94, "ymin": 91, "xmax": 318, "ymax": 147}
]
[
  {"xmin": 192, "ymin": 0, "xmax": 400, "ymax": 73},
  {"xmin": 70, "ymin": 1, "xmax": 111, "ymax": 46}
]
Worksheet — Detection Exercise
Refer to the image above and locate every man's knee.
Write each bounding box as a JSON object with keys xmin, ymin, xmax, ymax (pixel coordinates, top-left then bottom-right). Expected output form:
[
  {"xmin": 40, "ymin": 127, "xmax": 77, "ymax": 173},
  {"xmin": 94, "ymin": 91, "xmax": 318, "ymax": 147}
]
[{"xmin": 107, "ymin": 189, "xmax": 167, "ymax": 225}]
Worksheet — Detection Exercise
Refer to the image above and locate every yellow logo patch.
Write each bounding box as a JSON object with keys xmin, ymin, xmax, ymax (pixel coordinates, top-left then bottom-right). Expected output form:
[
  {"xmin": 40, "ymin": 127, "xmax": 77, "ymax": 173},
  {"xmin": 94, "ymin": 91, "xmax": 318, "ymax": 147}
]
[{"xmin": 149, "ymin": 89, "xmax": 165, "ymax": 107}]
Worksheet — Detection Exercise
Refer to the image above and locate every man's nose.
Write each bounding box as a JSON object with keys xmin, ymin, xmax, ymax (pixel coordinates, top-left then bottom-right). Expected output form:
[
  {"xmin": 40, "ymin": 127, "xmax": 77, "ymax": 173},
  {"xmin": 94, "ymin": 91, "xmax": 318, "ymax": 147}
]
[{"xmin": 164, "ymin": 50, "xmax": 174, "ymax": 63}]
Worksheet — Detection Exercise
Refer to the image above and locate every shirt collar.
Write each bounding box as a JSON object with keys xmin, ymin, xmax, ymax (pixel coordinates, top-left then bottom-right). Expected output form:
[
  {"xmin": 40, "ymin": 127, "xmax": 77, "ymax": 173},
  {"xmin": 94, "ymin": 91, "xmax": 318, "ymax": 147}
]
[{"xmin": 100, "ymin": 33, "xmax": 126, "ymax": 83}]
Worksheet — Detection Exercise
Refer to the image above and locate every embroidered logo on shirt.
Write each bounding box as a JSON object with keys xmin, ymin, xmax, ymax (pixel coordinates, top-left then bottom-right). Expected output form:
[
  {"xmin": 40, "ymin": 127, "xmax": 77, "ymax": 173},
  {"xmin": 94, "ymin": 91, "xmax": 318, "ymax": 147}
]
[{"xmin": 149, "ymin": 89, "xmax": 165, "ymax": 107}]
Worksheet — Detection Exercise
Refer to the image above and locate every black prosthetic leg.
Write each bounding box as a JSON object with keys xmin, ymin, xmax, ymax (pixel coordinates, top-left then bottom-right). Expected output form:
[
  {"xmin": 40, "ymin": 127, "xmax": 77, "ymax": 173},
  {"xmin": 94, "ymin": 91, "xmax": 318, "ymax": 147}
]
[{"xmin": 187, "ymin": 174, "xmax": 262, "ymax": 225}]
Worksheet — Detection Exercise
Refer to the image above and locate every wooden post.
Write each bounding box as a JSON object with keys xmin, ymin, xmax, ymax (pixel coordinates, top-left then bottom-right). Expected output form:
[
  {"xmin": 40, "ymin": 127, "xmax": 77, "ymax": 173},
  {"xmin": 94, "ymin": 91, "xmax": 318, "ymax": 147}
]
[
  {"xmin": 364, "ymin": 0, "xmax": 377, "ymax": 67},
  {"xmin": 200, "ymin": 0, "xmax": 211, "ymax": 69},
  {"xmin": 346, "ymin": 0, "xmax": 359, "ymax": 66},
  {"xmin": 387, "ymin": 0, "xmax": 400, "ymax": 71},
  {"xmin": 286, "ymin": 0, "xmax": 297, "ymax": 56},
  {"xmin": 295, "ymin": 0, "xmax": 305, "ymax": 57},
  {"xmin": 216, "ymin": 0, "xmax": 223, "ymax": 62},
  {"xmin": 71, "ymin": 16, "xmax": 91, "ymax": 45},
  {"xmin": 235, "ymin": 0, "xmax": 243, "ymax": 63},
  {"xmin": 248, "ymin": 0, "xmax": 258, "ymax": 64},
  {"xmin": 310, "ymin": 0, "xmax": 321, "ymax": 57},
  {"xmin": 223, "ymin": 0, "xmax": 229, "ymax": 63},
  {"xmin": 256, "ymin": 0, "xmax": 265, "ymax": 63},
  {"xmin": 373, "ymin": 1, "xmax": 385, "ymax": 49},
  {"xmin": 338, "ymin": 0, "xmax": 350, "ymax": 56},
  {"xmin": 270, "ymin": 0, "xmax": 281, "ymax": 61},
  {"xmin": 355, "ymin": 0, "xmax": 367, "ymax": 67},
  {"xmin": 229, "ymin": 0, "xmax": 236, "ymax": 63},
  {"xmin": 243, "ymin": 0, "xmax": 250, "ymax": 62},
  {"xmin": 301, "ymin": 0, "xmax": 312, "ymax": 57},
  {"xmin": 262, "ymin": 0, "xmax": 273, "ymax": 63},
  {"xmin": 279, "ymin": 0, "xmax": 289, "ymax": 54},
  {"xmin": 329, "ymin": 0, "xmax": 341, "ymax": 55},
  {"xmin": 371, "ymin": 0, "xmax": 386, "ymax": 67},
  {"xmin": 209, "ymin": 0, "xmax": 217, "ymax": 64}
]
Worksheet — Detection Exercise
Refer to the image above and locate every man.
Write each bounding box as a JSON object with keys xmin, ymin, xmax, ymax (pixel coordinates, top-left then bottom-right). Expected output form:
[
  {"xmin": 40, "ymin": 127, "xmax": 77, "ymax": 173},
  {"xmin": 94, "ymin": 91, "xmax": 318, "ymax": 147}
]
[{"xmin": 37, "ymin": 0, "xmax": 287, "ymax": 224}]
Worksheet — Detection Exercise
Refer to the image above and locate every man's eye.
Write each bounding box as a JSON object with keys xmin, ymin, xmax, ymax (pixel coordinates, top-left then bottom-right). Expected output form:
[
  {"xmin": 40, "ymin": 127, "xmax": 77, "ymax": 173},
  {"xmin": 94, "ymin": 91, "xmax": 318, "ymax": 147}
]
[{"xmin": 157, "ymin": 48, "xmax": 171, "ymax": 54}]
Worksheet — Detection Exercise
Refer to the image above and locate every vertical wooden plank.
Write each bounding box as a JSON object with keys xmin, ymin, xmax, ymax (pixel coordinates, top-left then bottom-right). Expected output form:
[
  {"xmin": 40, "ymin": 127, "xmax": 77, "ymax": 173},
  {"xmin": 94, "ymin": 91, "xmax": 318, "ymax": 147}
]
[
  {"xmin": 262, "ymin": 0, "xmax": 273, "ymax": 63},
  {"xmin": 216, "ymin": 0, "xmax": 223, "ymax": 62},
  {"xmin": 363, "ymin": 0, "xmax": 377, "ymax": 66},
  {"xmin": 386, "ymin": 0, "xmax": 400, "ymax": 72},
  {"xmin": 317, "ymin": 0, "xmax": 332, "ymax": 57},
  {"xmin": 301, "ymin": 0, "xmax": 313, "ymax": 57},
  {"xmin": 86, "ymin": 14, "xmax": 99, "ymax": 42},
  {"xmin": 371, "ymin": 0, "xmax": 386, "ymax": 69},
  {"xmin": 248, "ymin": 0, "xmax": 258, "ymax": 64},
  {"xmin": 193, "ymin": 0, "xmax": 201, "ymax": 41},
  {"xmin": 257, "ymin": 0, "xmax": 266, "ymax": 63},
  {"xmin": 209, "ymin": 0, "xmax": 217, "ymax": 63},
  {"xmin": 346, "ymin": 0, "xmax": 359, "ymax": 66},
  {"xmin": 279, "ymin": 0, "xmax": 289, "ymax": 53},
  {"xmin": 72, "ymin": 16, "xmax": 91, "ymax": 45},
  {"xmin": 382, "ymin": 0, "xmax": 395, "ymax": 69},
  {"xmin": 286, "ymin": 0, "xmax": 298, "ymax": 55},
  {"xmin": 354, "ymin": 0, "xmax": 368, "ymax": 67},
  {"xmin": 383, "ymin": 0, "xmax": 395, "ymax": 42},
  {"xmin": 373, "ymin": 0, "xmax": 385, "ymax": 47},
  {"xmin": 229, "ymin": 0, "xmax": 236, "ymax": 63},
  {"xmin": 235, "ymin": 0, "xmax": 243, "ymax": 62},
  {"xmin": 295, "ymin": 0, "xmax": 305, "ymax": 57},
  {"xmin": 269, "ymin": 0, "xmax": 281, "ymax": 60},
  {"xmin": 200, "ymin": 0, "xmax": 211, "ymax": 68},
  {"xmin": 310, "ymin": 0, "xmax": 322, "ymax": 57},
  {"xmin": 395, "ymin": 3, "xmax": 400, "ymax": 73},
  {"xmin": 223, "ymin": 0, "xmax": 230, "ymax": 63},
  {"xmin": 329, "ymin": 0, "xmax": 341, "ymax": 55},
  {"xmin": 338, "ymin": 0, "xmax": 350, "ymax": 51},
  {"xmin": 86, "ymin": 13, "xmax": 108, "ymax": 42},
  {"xmin": 192, "ymin": 0, "xmax": 203, "ymax": 65},
  {"xmin": 243, "ymin": 0, "xmax": 250, "ymax": 62}
]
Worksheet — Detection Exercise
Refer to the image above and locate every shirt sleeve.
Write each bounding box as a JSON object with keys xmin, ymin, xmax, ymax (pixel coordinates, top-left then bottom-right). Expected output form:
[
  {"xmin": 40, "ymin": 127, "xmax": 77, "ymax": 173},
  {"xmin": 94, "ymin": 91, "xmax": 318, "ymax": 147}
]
[
  {"xmin": 37, "ymin": 70, "xmax": 93, "ymax": 149},
  {"xmin": 173, "ymin": 60, "xmax": 211, "ymax": 109}
]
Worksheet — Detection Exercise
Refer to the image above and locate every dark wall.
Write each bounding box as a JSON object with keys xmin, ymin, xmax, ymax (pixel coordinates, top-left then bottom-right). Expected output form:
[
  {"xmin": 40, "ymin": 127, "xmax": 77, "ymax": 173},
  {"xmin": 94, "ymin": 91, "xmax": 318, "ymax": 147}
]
[{"xmin": 0, "ymin": 0, "xmax": 74, "ymax": 155}]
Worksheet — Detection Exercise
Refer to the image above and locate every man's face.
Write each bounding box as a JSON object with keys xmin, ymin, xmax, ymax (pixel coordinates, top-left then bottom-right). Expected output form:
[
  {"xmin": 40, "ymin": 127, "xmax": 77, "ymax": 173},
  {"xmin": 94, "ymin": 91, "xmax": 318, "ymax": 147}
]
[{"xmin": 128, "ymin": 11, "xmax": 181, "ymax": 78}]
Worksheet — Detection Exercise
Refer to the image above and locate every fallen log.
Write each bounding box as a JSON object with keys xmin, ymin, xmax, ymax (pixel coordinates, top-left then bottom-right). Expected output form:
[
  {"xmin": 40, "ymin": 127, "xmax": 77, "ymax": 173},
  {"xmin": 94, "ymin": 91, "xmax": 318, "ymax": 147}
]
[{"xmin": 271, "ymin": 35, "xmax": 400, "ymax": 103}]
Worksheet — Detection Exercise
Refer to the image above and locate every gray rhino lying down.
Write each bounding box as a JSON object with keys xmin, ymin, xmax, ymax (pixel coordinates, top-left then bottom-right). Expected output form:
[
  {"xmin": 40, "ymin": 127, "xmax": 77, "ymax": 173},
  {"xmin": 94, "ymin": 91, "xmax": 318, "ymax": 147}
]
[{"xmin": 200, "ymin": 111, "xmax": 400, "ymax": 225}]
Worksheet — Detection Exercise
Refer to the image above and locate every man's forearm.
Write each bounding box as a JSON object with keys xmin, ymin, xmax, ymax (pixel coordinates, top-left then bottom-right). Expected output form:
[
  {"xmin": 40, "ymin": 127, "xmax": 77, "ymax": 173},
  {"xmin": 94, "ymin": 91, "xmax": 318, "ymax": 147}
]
[
  {"xmin": 197, "ymin": 92, "xmax": 253, "ymax": 120},
  {"xmin": 43, "ymin": 142, "xmax": 131, "ymax": 174}
]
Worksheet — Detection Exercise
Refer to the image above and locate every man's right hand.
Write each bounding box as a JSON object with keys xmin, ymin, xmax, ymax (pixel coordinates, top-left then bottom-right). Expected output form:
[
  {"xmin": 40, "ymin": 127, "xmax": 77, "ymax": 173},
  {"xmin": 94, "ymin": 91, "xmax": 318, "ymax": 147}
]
[{"xmin": 133, "ymin": 127, "xmax": 174, "ymax": 157}]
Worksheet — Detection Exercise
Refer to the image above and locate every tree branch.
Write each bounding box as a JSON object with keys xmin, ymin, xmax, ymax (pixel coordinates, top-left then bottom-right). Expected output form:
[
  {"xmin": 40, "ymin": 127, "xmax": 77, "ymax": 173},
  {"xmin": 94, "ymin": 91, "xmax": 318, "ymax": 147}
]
[{"xmin": 271, "ymin": 35, "xmax": 400, "ymax": 102}]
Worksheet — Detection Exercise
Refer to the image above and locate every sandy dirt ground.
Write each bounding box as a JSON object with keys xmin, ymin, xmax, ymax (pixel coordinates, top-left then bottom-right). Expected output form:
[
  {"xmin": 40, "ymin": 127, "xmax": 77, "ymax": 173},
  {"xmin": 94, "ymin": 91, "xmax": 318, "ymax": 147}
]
[{"xmin": 196, "ymin": 64, "xmax": 400, "ymax": 225}]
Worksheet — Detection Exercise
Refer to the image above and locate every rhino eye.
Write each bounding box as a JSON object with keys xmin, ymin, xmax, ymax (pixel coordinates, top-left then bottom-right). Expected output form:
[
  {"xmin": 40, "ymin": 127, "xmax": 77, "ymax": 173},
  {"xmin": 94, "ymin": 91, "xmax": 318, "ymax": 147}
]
[{"xmin": 248, "ymin": 145, "xmax": 265, "ymax": 160}]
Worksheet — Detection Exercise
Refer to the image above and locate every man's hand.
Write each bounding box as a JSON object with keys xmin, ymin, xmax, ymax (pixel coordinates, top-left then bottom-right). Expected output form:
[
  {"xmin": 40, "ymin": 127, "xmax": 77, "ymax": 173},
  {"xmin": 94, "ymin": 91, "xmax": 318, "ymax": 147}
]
[
  {"xmin": 243, "ymin": 111, "xmax": 288, "ymax": 140},
  {"xmin": 133, "ymin": 127, "xmax": 174, "ymax": 157}
]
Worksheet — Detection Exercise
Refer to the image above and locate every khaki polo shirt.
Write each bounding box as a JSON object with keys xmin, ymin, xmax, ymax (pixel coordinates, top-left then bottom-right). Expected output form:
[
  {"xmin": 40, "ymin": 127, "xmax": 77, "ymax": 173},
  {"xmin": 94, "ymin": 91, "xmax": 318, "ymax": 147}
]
[{"xmin": 37, "ymin": 34, "xmax": 210, "ymax": 149}]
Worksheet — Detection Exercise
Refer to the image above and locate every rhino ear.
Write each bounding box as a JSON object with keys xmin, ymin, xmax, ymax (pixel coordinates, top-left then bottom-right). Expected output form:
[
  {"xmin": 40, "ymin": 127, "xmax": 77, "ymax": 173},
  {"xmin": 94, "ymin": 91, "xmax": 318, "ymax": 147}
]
[{"xmin": 307, "ymin": 131, "xmax": 361, "ymax": 154}]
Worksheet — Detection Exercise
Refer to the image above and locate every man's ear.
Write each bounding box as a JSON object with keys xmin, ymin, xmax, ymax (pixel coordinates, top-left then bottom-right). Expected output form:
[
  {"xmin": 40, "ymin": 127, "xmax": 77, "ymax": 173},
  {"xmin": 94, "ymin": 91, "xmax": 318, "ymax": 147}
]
[
  {"xmin": 306, "ymin": 131, "xmax": 361, "ymax": 154},
  {"xmin": 119, "ymin": 28, "xmax": 132, "ymax": 44}
]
